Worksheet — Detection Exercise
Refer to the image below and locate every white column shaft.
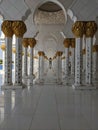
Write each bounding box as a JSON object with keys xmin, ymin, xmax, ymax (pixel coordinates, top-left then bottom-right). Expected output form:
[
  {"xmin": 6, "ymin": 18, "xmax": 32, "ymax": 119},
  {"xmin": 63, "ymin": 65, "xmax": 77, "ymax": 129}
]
[
  {"xmin": 29, "ymin": 47, "xmax": 33, "ymax": 76},
  {"xmin": 15, "ymin": 37, "xmax": 22, "ymax": 85},
  {"xmin": 23, "ymin": 47, "xmax": 28, "ymax": 76},
  {"xmin": 65, "ymin": 48, "xmax": 69, "ymax": 78},
  {"xmin": 71, "ymin": 48, "xmax": 75, "ymax": 75},
  {"xmin": 4, "ymin": 37, "xmax": 12, "ymax": 85},
  {"xmin": 93, "ymin": 52, "xmax": 97, "ymax": 80},
  {"xmin": 86, "ymin": 38, "xmax": 92, "ymax": 84},
  {"xmin": 75, "ymin": 38, "xmax": 82, "ymax": 86}
]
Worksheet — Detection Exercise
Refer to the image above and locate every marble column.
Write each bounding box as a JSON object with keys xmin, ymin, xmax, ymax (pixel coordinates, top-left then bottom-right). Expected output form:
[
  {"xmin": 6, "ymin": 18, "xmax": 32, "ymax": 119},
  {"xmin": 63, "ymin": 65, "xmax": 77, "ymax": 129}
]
[
  {"xmin": 12, "ymin": 47, "xmax": 16, "ymax": 83},
  {"xmin": 56, "ymin": 51, "xmax": 63, "ymax": 84},
  {"xmin": 92, "ymin": 45, "xmax": 98, "ymax": 81},
  {"xmin": 0, "ymin": 44, "xmax": 6, "ymax": 73},
  {"xmin": 61, "ymin": 56, "xmax": 65, "ymax": 81},
  {"xmin": 28, "ymin": 38, "xmax": 36, "ymax": 86},
  {"xmin": 63, "ymin": 38, "xmax": 70, "ymax": 84},
  {"xmin": 38, "ymin": 51, "xmax": 45, "ymax": 83},
  {"xmin": 12, "ymin": 47, "xmax": 16, "ymax": 71},
  {"xmin": 70, "ymin": 38, "xmax": 75, "ymax": 76},
  {"xmin": 22, "ymin": 38, "xmax": 28, "ymax": 78},
  {"xmin": 85, "ymin": 21, "xmax": 97, "ymax": 86},
  {"xmin": 1, "ymin": 20, "xmax": 13, "ymax": 89},
  {"xmin": 72, "ymin": 21, "xmax": 85, "ymax": 88},
  {"xmin": 12, "ymin": 21, "xmax": 27, "ymax": 88},
  {"xmin": 82, "ymin": 48, "xmax": 86, "ymax": 84}
]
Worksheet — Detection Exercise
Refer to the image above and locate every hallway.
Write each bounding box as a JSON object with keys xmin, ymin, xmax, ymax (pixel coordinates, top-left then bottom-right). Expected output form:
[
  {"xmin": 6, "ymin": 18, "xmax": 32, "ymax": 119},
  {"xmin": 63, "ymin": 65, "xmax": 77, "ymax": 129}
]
[{"xmin": 0, "ymin": 83, "xmax": 98, "ymax": 130}]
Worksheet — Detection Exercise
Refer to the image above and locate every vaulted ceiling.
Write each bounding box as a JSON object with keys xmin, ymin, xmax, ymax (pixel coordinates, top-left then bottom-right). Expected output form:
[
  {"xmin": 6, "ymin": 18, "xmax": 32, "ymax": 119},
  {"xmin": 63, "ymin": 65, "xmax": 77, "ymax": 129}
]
[{"xmin": 0, "ymin": 0, "xmax": 98, "ymax": 56}]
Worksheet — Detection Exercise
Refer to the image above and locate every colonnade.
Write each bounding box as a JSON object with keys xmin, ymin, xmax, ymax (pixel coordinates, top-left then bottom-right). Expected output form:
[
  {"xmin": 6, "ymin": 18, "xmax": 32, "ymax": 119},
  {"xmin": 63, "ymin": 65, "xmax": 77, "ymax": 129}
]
[
  {"xmin": 0, "ymin": 20, "xmax": 98, "ymax": 89},
  {"xmin": 0, "ymin": 20, "xmax": 37, "ymax": 89},
  {"xmin": 63, "ymin": 21, "xmax": 98, "ymax": 89}
]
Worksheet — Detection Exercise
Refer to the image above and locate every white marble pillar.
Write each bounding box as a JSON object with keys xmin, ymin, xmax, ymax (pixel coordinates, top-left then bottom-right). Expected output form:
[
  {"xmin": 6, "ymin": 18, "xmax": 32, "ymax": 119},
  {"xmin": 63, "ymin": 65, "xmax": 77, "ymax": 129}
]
[
  {"xmin": 0, "ymin": 44, "xmax": 6, "ymax": 73},
  {"xmin": 56, "ymin": 51, "xmax": 63, "ymax": 84},
  {"xmin": 85, "ymin": 21, "xmax": 97, "ymax": 86},
  {"xmin": 12, "ymin": 21, "xmax": 27, "ymax": 88},
  {"xmin": 28, "ymin": 38, "xmax": 36, "ymax": 86},
  {"xmin": 14, "ymin": 37, "xmax": 23, "ymax": 87},
  {"xmin": 72, "ymin": 21, "xmax": 84, "ymax": 88},
  {"xmin": 12, "ymin": 47, "xmax": 16, "ymax": 83},
  {"xmin": 70, "ymin": 39, "xmax": 75, "ymax": 76},
  {"xmin": 38, "ymin": 51, "xmax": 45, "ymax": 83},
  {"xmin": 63, "ymin": 38, "xmax": 70, "ymax": 84},
  {"xmin": 12, "ymin": 48, "xmax": 16, "ymax": 72},
  {"xmin": 92, "ymin": 45, "xmax": 98, "ymax": 81},
  {"xmin": 1, "ymin": 21, "xmax": 13, "ymax": 89},
  {"xmin": 62, "ymin": 56, "xmax": 65, "ymax": 81},
  {"xmin": 82, "ymin": 49, "xmax": 86, "ymax": 73},
  {"xmin": 22, "ymin": 38, "xmax": 28, "ymax": 78}
]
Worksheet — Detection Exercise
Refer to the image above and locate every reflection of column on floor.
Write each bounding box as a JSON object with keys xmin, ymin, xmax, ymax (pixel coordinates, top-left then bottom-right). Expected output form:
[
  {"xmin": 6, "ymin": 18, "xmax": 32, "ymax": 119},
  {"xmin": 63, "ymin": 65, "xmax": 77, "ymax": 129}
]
[{"xmin": 1, "ymin": 20, "xmax": 13, "ymax": 89}]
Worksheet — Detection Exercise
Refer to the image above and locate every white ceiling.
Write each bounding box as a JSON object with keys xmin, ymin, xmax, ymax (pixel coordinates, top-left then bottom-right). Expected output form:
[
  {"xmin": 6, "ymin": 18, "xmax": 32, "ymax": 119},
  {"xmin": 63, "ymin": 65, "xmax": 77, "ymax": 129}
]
[{"xmin": 0, "ymin": 0, "xmax": 98, "ymax": 56}]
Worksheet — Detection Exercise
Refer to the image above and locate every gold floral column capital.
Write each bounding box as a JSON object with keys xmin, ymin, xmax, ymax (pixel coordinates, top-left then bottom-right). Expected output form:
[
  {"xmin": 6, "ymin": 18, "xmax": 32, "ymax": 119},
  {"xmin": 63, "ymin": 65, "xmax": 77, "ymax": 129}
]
[
  {"xmin": 28, "ymin": 38, "xmax": 36, "ymax": 48},
  {"xmin": 85, "ymin": 21, "xmax": 97, "ymax": 37},
  {"xmin": 93, "ymin": 45, "xmax": 98, "ymax": 52},
  {"xmin": 56, "ymin": 51, "xmax": 63, "ymax": 56},
  {"xmin": 72, "ymin": 21, "xmax": 85, "ymax": 38},
  {"xmin": 1, "ymin": 20, "xmax": 13, "ymax": 37},
  {"xmin": 38, "ymin": 51, "xmax": 45, "ymax": 56},
  {"xmin": 12, "ymin": 47, "xmax": 16, "ymax": 54},
  {"xmin": 0, "ymin": 44, "xmax": 6, "ymax": 51},
  {"xmin": 82, "ymin": 48, "xmax": 86, "ymax": 55},
  {"xmin": 61, "ymin": 56, "xmax": 65, "ymax": 60},
  {"xmin": 69, "ymin": 51, "xmax": 72, "ymax": 56},
  {"xmin": 70, "ymin": 38, "xmax": 75, "ymax": 48},
  {"xmin": 12, "ymin": 21, "xmax": 27, "ymax": 37},
  {"xmin": 22, "ymin": 38, "xmax": 29, "ymax": 48},
  {"xmin": 63, "ymin": 38, "xmax": 71, "ymax": 48}
]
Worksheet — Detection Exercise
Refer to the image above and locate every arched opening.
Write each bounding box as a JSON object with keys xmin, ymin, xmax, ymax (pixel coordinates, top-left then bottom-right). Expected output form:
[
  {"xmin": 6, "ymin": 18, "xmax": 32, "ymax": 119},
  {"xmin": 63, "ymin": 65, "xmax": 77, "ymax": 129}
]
[{"xmin": 34, "ymin": 1, "xmax": 66, "ymax": 25}]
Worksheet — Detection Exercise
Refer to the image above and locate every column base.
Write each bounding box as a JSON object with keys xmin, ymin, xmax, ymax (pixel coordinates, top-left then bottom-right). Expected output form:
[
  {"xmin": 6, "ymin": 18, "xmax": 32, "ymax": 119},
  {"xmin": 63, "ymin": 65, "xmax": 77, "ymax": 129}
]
[
  {"xmin": 22, "ymin": 75, "xmax": 28, "ymax": 79},
  {"xmin": 1, "ymin": 84, "xmax": 13, "ymax": 90},
  {"xmin": 72, "ymin": 84, "xmax": 97, "ymax": 90},
  {"xmin": 13, "ymin": 83, "xmax": 27, "ymax": 89},
  {"xmin": 28, "ymin": 74, "xmax": 35, "ymax": 79}
]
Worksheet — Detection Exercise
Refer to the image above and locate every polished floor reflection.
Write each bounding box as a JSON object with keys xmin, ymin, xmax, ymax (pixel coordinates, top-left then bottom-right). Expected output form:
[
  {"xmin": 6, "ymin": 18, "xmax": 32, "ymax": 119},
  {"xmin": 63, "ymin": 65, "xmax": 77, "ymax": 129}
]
[{"xmin": 0, "ymin": 74, "xmax": 98, "ymax": 130}]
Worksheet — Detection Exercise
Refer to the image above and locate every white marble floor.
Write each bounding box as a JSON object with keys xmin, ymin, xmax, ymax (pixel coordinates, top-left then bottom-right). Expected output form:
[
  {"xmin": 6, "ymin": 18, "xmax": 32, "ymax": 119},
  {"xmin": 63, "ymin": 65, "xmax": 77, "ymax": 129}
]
[{"xmin": 0, "ymin": 74, "xmax": 98, "ymax": 130}]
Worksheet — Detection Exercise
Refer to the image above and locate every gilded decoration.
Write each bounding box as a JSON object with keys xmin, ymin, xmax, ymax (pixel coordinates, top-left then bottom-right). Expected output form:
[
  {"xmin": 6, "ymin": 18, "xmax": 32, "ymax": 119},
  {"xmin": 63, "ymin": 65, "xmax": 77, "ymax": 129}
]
[
  {"xmin": 70, "ymin": 38, "xmax": 75, "ymax": 48},
  {"xmin": 28, "ymin": 38, "xmax": 36, "ymax": 48},
  {"xmin": 38, "ymin": 51, "xmax": 45, "ymax": 56},
  {"xmin": 12, "ymin": 21, "xmax": 27, "ymax": 37},
  {"xmin": 56, "ymin": 51, "xmax": 63, "ymax": 56},
  {"xmin": 1, "ymin": 20, "xmax": 13, "ymax": 37},
  {"xmin": 0, "ymin": 44, "xmax": 6, "ymax": 51},
  {"xmin": 93, "ymin": 45, "xmax": 98, "ymax": 52},
  {"xmin": 85, "ymin": 21, "xmax": 97, "ymax": 37},
  {"xmin": 72, "ymin": 21, "xmax": 85, "ymax": 38},
  {"xmin": 22, "ymin": 38, "xmax": 29, "ymax": 48},
  {"xmin": 63, "ymin": 38, "xmax": 71, "ymax": 48}
]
